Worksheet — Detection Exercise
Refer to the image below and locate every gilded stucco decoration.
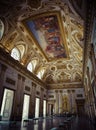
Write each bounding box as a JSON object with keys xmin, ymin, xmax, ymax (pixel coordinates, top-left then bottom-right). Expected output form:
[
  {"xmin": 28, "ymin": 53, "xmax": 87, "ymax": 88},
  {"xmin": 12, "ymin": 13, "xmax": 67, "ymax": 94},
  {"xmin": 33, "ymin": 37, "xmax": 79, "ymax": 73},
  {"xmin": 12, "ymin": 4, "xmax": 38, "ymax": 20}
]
[{"xmin": 0, "ymin": 0, "xmax": 84, "ymax": 89}]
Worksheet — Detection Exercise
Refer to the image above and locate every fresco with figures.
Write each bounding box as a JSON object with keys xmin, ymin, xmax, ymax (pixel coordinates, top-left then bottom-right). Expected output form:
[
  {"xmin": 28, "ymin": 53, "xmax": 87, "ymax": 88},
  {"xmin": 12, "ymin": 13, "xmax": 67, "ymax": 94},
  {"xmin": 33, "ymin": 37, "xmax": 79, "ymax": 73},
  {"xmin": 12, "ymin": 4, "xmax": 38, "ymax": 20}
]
[{"xmin": 23, "ymin": 12, "xmax": 68, "ymax": 61}]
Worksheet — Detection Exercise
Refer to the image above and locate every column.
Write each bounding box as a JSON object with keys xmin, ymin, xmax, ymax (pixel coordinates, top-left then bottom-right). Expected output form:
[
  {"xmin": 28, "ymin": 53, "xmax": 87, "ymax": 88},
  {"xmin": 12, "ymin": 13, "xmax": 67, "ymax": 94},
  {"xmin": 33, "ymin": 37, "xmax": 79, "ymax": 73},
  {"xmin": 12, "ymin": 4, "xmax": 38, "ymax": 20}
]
[
  {"xmin": 71, "ymin": 90, "xmax": 76, "ymax": 113},
  {"xmin": 67, "ymin": 90, "xmax": 71, "ymax": 112},
  {"xmin": 12, "ymin": 74, "xmax": 22, "ymax": 120},
  {"xmin": 0, "ymin": 64, "xmax": 7, "ymax": 110},
  {"xmin": 48, "ymin": 104, "xmax": 51, "ymax": 115},
  {"xmin": 29, "ymin": 83, "xmax": 33, "ymax": 118},
  {"xmin": 40, "ymin": 88, "xmax": 44, "ymax": 117},
  {"xmin": 55, "ymin": 90, "xmax": 59, "ymax": 114},
  {"xmin": 70, "ymin": 91, "xmax": 73, "ymax": 113},
  {"xmin": 29, "ymin": 82, "xmax": 36, "ymax": 118},
  {"xmin": 12, "ymin": 74, "xmax": 25, "ymax": 121},
  {"xmin": 59, "ymin": 90, "xmax": 63, "ymax": 113},
  {"xmin": 87, "ymin": 67, "xmax": 95, "ymax": 119},
  {"xmin": 19, "ymin": 76, "xmax": 25, "ymax": 117}
]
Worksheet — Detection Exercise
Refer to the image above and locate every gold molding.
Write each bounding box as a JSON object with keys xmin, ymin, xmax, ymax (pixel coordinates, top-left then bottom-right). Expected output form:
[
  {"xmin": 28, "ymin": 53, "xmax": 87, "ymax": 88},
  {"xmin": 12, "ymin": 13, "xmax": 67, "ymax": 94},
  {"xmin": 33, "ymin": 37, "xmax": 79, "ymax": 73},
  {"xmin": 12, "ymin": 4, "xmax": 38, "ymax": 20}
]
[{"xmin": 22, "ymin": 11, "xmax": 69, "ymax": 62}]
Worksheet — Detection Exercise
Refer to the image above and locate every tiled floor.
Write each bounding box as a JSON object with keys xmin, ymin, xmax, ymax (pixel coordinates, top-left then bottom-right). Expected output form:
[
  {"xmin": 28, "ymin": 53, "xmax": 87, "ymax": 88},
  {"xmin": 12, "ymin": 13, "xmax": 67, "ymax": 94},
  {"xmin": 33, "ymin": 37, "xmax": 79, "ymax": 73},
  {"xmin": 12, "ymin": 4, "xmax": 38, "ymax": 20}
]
[{"xmin": 0, "ymin": 116, "xmax": 95, "ymax": 130}]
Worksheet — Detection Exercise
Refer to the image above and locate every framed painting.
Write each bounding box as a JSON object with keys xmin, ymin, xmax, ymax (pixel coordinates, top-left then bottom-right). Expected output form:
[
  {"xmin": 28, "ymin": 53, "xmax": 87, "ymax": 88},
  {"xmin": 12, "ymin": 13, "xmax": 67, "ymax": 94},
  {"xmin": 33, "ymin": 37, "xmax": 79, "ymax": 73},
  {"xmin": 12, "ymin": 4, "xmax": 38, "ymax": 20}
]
[{"xmin": 22, "ymin": 11, "xmax": 69, "ymax": 61}]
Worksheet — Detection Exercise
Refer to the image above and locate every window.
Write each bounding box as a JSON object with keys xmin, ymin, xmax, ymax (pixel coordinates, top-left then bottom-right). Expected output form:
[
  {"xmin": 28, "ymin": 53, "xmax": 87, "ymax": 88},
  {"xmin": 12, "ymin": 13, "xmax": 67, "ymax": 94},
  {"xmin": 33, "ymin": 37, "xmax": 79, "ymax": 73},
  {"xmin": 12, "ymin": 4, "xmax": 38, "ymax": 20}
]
[
  {"xmin": 32, "ymin": 60, "xmax": 37, "ymax": 69},
  {"xmin": 11, "ymin": 48, "xmax": 20, "ymax": 61},
  {"xmin": 37, "ymin": 69, "xmax": 45, "ymax": 79},
  {"xmin": 27, "ymin": 59, "xmax": 38, "ymax": 72},
  {"xmin": 27, "ymin": 62, "xmax": 33, "ymax": 72},
  {"xmin": 0, "ymin": 19, "xmax": 4, "ymax": 40}
]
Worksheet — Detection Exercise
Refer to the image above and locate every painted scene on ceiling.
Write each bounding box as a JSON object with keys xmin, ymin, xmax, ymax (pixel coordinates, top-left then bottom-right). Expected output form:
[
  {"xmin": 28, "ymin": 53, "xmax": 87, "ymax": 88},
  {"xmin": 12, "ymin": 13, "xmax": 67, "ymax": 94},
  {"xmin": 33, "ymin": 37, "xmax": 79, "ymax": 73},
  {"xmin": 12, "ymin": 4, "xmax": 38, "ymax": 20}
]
[{"xmin": 24, "ymin": 12, "xmax": 67, "ymax": 60}]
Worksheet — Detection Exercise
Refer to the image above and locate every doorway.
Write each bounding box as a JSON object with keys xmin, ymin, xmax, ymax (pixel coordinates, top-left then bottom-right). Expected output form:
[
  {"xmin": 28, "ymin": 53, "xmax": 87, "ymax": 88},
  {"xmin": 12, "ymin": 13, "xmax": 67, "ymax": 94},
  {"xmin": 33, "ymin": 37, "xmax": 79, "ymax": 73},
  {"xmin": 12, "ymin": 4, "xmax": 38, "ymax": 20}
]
[
  {"xmin": 43, "ymin": 100, "xmax": 46, "ymax": 117},
  {"xmin": 76, "ymin": 99, "xmax": 85, "ymax": 116},
  {"xmin": 35, "ymin": 98, "xmax": 40, "ymax": 118},
  {"xmin": 0, "ymin": 88, "xmax": 14, "ymax": 120},
  {"xmin": 48, "ymin": 104, "xmax": 54, "ymax": 115},
  {"xmin": 22, "ymin": 94, "xmax": 30, "ymax": 120}
]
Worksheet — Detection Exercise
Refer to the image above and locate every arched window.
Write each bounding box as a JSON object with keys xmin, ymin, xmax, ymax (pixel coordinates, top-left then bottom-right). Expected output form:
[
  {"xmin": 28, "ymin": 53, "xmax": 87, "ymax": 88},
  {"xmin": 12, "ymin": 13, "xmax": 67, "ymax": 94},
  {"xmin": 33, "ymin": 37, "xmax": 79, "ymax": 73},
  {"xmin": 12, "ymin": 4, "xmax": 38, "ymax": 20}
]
[
  {"xmin": 32, "ymin": 60, "xmax": 37, "ymax": 69},
  {"xmin": 27, "ymin": 59, "xmax": 38, "ymax": 72},
  {"xmin": 37, "ymin": 71, "xmax": 41, "ymax": 79},
  {"xmin": 0, "ymin": 19, "xmax": 4, "ymax": 40},
  {"xmin": 27, "ymin": 62, "xmax": 33, "ymax": 72},
  {"xmin": 11, "ymin": 48, "xmax": 20, "ymax": 61},
  {"xmin": 37, "ymin": 69, "xmax": 45, "ymax": 79}
]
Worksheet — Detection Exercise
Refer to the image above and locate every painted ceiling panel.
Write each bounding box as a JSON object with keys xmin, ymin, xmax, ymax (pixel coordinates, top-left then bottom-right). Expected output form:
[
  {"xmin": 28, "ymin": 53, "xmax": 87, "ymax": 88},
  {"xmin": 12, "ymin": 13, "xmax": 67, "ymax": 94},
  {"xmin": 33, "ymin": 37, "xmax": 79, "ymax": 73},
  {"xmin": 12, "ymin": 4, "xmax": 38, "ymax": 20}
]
[
  {"xmin": 23, "ymin": 11, "xmax": 69, "ymax": 61},
  {"xmin": 0, "ymin": 0, "xmax": 85, "ymax": 88}
]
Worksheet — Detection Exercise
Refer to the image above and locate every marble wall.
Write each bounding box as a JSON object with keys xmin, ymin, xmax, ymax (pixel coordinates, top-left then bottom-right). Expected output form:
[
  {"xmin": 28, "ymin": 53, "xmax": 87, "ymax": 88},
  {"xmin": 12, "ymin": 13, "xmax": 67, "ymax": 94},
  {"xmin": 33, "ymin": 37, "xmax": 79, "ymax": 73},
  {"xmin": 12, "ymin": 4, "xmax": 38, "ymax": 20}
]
[
  {"xmin": 0, "ymin": 59, "xmax": 47, "ymax": 120},
  {"xmin": 47, "ymin": 88, "xmax": 85, "ymax": 115}
]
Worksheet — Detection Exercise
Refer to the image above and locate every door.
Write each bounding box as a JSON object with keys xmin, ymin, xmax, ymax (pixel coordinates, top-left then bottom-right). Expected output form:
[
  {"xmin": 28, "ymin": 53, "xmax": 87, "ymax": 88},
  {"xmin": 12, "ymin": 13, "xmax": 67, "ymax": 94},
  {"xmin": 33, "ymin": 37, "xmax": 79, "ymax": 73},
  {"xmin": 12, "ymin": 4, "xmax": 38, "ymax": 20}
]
[
  {"xmin": 76, "ymin": 99, "xmax": 85, "ymax": 116},
  {"xmin": 22, "ymin": 94, "xmax": 30, "ymax": 120},
  {"xmin": 43, "ymin": 100, "xmax": 46, "ymax": 117},
  {"xmin": 0, "ymin": 88, "xmax": 14, "ymax": 120},
  {"xmin": 35, "ymin": 98, "xmax": 40, "ymax": 118},
  {"xmin": 48, "ymin": 104, "xmax": 54, "ymax": 115},
  {"xmin": 51, "ymin": 104, "xmax": 53, "ymax": 115}
]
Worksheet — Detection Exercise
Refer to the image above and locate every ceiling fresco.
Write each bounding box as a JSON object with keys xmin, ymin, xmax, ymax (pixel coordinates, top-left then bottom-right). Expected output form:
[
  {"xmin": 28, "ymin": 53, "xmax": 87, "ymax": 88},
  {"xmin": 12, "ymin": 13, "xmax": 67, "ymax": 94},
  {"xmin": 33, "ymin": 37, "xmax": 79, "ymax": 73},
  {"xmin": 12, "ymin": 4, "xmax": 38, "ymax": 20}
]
[
  {"xmin": 0, "ymin": 0, "xmax": 85, "ymax": 89},
  {"xmin": 23, "ymin": 11, "xmax": 68, "ymax": 61}
]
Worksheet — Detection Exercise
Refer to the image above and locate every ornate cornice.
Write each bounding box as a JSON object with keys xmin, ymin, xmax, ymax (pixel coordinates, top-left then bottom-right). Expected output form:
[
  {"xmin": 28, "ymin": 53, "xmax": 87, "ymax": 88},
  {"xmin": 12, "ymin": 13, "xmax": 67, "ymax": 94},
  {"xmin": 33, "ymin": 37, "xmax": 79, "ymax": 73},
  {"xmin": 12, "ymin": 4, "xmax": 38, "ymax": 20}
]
[
  {"xmin": 0, "ymin": 0, "xmax": 85, "ymax": 89},
  {"xmin": 0, "ymin": 47, "xmax": 46, "ymax": 87},
  {"xmin": 47, "ymin": 83, "xmax": 82, "ymax": 89}
]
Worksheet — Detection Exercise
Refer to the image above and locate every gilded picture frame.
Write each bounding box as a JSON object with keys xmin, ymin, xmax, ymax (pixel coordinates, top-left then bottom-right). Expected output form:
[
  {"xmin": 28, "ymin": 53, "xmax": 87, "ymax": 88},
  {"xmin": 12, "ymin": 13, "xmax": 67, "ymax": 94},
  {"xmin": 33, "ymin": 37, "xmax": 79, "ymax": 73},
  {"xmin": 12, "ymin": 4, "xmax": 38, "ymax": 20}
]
[{"xmin": 22, "ymin": 11, "xmax": 69, "ymax": 61}]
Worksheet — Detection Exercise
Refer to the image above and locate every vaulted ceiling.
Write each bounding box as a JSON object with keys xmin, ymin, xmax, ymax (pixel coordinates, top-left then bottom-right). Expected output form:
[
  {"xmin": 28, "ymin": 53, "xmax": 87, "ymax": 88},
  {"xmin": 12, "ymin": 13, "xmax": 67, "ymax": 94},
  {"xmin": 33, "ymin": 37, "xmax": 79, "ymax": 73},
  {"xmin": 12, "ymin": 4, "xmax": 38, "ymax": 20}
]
[{"xmin": 0, "ymin": 0, "xmax": 86, "ymax": 89}]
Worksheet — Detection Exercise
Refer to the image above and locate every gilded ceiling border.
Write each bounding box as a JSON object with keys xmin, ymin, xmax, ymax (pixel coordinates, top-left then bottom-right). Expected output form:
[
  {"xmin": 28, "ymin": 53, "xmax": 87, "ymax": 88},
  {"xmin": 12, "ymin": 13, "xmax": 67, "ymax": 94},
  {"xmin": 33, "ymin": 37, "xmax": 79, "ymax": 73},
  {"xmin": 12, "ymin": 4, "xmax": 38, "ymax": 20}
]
[{"xmin": 22, "ymin": 11, "xmax": 69, "ymax": 62}]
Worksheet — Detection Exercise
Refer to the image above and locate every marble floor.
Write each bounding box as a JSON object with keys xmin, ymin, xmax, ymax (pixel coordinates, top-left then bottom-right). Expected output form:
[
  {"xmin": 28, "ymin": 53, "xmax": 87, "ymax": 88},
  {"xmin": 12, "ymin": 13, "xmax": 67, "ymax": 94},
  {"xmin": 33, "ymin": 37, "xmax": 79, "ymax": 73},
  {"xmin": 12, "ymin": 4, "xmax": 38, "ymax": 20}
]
[{"xmin": 0, "ymin": 116, "xmax": 95, "ymax": 130}]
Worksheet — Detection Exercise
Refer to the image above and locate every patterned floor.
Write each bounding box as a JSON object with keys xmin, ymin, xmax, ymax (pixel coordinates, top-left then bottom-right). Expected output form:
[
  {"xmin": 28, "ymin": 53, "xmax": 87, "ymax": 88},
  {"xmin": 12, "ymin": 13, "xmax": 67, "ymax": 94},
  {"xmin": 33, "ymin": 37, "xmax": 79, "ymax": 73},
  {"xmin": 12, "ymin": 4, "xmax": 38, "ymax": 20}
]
[{"xmin": 0, "ymin": 116, "xmax": 95, "ymax": 130}]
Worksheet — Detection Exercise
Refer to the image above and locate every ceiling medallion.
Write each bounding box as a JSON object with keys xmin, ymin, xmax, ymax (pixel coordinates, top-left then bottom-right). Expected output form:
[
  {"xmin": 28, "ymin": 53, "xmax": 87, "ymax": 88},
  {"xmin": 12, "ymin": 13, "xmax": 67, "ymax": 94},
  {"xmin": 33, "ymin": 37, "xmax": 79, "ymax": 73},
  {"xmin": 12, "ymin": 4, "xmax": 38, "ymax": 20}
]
[
  {"xmin": 22, "ymin": 11, "xmax": 69, "ymax": 62},
  {"xmin": 50, "ymin": 66, "xmax": 57, "ymax": 71}
]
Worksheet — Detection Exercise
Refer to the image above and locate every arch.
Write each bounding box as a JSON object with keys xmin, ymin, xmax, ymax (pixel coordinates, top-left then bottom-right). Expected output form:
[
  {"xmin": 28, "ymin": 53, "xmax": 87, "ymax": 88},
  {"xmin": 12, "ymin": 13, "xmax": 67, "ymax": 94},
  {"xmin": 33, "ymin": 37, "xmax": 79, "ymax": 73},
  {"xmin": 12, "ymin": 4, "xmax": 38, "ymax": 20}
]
[
  {"xmin": 27, "ymin": 62, "xmax": 33, "ymax": 72},
  {"xmin": 11, "ymin": 44, "xmax": 25, "ymax": 61},
  {"xmin": 37, "ymin": 67, "xmax": 46, "ymax": 79},
  {"xmin": 11, "ymin": 47, "xmax": 21, "ymax": 61},
  {"xmin": 27, "ymin": 59, "xmax": 38, "ymax": 72},
  {"xmin": 31, "ymin": 59, "xmax": 38, "ymax": 69},
  {"xmin": 16, "ymin": 44, "xmax": 25, "ymax": 59}
]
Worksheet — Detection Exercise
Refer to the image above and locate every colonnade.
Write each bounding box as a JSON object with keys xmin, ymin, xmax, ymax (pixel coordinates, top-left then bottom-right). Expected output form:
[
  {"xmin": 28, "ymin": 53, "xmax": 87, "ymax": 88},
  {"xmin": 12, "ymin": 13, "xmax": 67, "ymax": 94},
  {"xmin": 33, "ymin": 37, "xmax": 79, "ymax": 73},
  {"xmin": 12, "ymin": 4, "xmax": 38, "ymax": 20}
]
[{"xmin": 54, "ymin": 89, "xmax": 76, "ymax": 114}]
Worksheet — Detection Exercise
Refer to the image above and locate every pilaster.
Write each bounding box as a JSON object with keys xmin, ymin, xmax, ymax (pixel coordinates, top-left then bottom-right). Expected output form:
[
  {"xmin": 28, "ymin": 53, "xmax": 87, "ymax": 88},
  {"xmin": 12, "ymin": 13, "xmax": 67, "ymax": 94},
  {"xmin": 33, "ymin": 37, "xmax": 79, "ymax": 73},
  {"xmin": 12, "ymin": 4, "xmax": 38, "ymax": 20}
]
[{"xmin": 0, "ymin": 64, "xmax": 7, "ymax": 110}]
